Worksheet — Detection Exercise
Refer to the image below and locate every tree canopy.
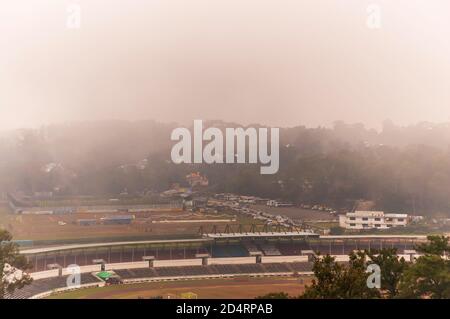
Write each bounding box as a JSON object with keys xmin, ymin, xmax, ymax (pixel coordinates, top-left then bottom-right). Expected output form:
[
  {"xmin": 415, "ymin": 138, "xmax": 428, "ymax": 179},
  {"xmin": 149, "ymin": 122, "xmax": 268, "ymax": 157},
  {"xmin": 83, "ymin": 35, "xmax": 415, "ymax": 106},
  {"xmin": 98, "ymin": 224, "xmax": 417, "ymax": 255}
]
[
  {"xmin": 2, "ymin": 121, "xmax": 450, "ymax": 215},
  {"xmin": 301, "ymin": 252, "xmax": 380, "ymax": 299},
  {"xmin": 398, "ymin": 235, "xmax": 450, "ymax": 299},
  {"xmin": 260, "ymin": 237, "xmax": 450, "ymax": 299},
  {"xmin": 0, "ymin": 229, "xmax": 33, "ymax": 299}
]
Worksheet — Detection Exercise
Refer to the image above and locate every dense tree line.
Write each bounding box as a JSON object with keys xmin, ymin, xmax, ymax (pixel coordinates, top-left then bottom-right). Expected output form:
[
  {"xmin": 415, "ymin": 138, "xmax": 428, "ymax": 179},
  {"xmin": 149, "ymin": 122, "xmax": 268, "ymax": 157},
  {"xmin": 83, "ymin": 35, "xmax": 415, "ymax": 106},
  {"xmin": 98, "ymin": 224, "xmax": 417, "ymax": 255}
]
[{"xmin": 1, "ymin": 120, "xmax": 450, "ymax": 215}]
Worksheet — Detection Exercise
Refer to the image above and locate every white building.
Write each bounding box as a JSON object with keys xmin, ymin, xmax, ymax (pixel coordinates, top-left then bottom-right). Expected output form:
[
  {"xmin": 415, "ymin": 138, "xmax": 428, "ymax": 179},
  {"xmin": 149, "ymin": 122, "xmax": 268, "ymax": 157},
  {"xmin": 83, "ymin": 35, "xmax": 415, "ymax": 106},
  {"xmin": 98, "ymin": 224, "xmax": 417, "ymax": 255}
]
[
  {"xmin": 339, "ymin": 211, "xmax": 408, "ymax": 230},
  {"xmin": 267, "ymin": 200, "xmax": 293, "ymax": 208}
]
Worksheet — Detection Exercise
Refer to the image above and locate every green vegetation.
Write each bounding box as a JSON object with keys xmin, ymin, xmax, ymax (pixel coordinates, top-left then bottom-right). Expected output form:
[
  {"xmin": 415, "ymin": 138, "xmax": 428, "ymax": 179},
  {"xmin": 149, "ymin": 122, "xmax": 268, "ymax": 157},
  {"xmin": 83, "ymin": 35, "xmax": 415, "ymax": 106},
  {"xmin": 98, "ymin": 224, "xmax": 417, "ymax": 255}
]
[
  {"xmin": 2, "ymin": 121, "xmax": 450, "ymax": 216},
  {"xmin": 257, "ymin": 235, "xmax": 450, "ymax": 299},
  {"xmin": 366, "ymin": 248, "xmax": 407, "ymax": 298},
  {"xmin": 0, "ymin": 229, "xmax": 33, "ymax": 299},
  {"xmin": 398, "ymin": 236, "xmax": 450, "ymax": 298},
  {"xmin": 329, "ymin": 226, "xmax": 345, "ymax": 235},
  {"xmin": 32, "ymin": 195, "xmax": 172, "ymax": 208},
  {"xmin": 255, "ymin": 292, "xmax": 290, "ymax": 299},
  {"xmin": 344, "ymin": 222, "xmax": 450, "ymax": 236},
  {"xmin": 301, "ymin": 252, "xmax": 381, "ymax": 299}
]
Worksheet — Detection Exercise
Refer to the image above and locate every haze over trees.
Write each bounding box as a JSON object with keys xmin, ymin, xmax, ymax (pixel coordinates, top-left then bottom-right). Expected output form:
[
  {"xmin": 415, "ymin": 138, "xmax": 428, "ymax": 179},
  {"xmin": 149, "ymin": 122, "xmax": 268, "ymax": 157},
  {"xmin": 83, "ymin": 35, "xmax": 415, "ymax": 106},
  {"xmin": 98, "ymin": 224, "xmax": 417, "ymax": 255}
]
[{"xmin": 1, "ymin": 120, "xmax": 450, "ymax": 215}]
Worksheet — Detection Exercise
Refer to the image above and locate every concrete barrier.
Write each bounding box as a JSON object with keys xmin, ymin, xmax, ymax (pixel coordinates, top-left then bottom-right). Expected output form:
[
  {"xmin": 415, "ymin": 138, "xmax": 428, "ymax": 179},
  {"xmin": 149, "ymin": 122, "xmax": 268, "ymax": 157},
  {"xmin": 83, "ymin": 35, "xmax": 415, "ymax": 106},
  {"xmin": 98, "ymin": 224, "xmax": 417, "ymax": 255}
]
[
  {"xmin": 154, "ymin": 258, "xmax": 201, "ymax": 267},
  {"xmin": 209, "ymin": 257, "xmax": 255, "ymax": 265},
  {"xmin": 262, "ymin": 256, "xmax": 308, "ymax": 263}
]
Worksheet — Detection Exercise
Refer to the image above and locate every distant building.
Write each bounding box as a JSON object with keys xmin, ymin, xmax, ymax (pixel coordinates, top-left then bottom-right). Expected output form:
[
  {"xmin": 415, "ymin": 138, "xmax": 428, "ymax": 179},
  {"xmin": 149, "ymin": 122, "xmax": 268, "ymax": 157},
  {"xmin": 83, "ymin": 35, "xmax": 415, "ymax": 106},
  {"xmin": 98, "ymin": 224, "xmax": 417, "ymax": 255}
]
[
  {"xmin": 267, "ymin": 200, "xmax": 293, "ymax": 208},
  {"xmin": 53, "ymin": 207, "xmax": 75, "ymax": 214},
  {"xmin": 254, "ymin": 198, "xmax": 269, "ymax": 205},
  {"xmin": 193, "ymin": 197, "xmax": 208, "ymax": 209},
  {"xmin": 22, "ymin": 210, "xmax": 53, "ymax": 215},
  {"xmin": 77, "ymin": 219, "xmax": 97, "ymax": 226},
  {"xmin": 33, "ymin": 191, "xmax": 54, "ymax": 198},
  {"xmin": 339, "ymin": 211, "xmax": 408, "ymax": 230},
  {"xmin": 410, "ymin": 215, "xmax": 424, "ymax": 223},
  {"xmin": 186, "ymin": 172, "xmax": 209, "ymax": 187},
  {"xmin": 239, "ymin": 196, "xmax": 256, "ymax": 204},
  {"xmin": 184, "ymin": 196, "xmax": 208, "ymax": 211},
  {"xmin": 100, "ymin": 215, "xmax": 135, "ymax": 225}
]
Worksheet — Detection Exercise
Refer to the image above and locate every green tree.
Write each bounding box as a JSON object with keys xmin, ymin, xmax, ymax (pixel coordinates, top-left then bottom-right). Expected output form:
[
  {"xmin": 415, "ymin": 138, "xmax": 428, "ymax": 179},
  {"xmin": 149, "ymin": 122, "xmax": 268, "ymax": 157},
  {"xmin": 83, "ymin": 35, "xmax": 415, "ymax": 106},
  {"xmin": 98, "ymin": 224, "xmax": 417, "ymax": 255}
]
[
  {"xmin": 398, "ymin": 255, "xmax": 450, "ymax": 299},
  {"xmin": 301, "ymin": 254, "xmax": 345, "ymax": 298},
  {"xmin": 366, "ymin": 248, "xmax": 408, "ymax": 298},
  {"xmin": 255, "ymin": 292, "xmax": 290, "ymax": 299},
  {"xmin": 416, "ymin": 235, "xmax": 449, "ymax": 256},
  {"xmin": 329, "ymin": 226, "xmax": 344, "ymax": 235},
  {"xmin": 398, "ymin": 235, "xmax": 450, "ymax": 299},
  {"xmin": 0, "ymin": 229, "xmax": 33, "ymax": 299},
  {"xmin": 301, "ymin": 252, "xmax": 380, "ymax": 299}
]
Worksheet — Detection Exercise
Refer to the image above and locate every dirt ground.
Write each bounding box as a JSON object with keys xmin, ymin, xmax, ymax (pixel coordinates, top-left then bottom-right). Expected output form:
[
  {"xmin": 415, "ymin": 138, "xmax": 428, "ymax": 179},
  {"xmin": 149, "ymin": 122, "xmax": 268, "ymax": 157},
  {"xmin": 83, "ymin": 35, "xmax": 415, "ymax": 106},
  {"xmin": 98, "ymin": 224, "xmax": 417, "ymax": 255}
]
[
  {"xmin": 0, "ymin": 208, "xmax": 251, "ymax": 241},
  {"xmin": 48, "ymin": 277, "xmax": 312, "ymax": 299}
]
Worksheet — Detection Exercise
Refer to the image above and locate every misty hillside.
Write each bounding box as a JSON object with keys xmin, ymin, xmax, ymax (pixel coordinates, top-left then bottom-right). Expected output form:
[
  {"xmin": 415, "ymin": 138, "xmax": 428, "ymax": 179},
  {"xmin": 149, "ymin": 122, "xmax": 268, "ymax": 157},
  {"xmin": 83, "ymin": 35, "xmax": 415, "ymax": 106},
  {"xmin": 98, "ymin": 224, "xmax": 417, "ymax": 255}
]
[{"xmin": 1, "ymin": 120, "xmax": 450, "ymax": 215}]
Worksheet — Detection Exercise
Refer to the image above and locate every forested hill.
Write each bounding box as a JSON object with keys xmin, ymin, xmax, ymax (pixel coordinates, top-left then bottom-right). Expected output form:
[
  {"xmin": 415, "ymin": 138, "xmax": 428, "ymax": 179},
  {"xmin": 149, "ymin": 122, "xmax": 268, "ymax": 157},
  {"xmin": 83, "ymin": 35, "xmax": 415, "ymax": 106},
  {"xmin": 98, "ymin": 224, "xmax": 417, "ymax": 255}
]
[{"xmin": 1, "ymin": 119, "xmax": 450, "ymax": 215}]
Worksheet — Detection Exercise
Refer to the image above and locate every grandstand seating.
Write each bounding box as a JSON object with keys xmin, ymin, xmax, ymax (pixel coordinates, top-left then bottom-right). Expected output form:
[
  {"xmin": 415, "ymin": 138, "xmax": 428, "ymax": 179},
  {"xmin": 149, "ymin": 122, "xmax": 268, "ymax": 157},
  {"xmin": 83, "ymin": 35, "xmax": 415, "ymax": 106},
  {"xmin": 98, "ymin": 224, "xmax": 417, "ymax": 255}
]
[
  {"xmin": 259, "ymin": 243, "xmax": 282, "ymax": 256},
  {"xmin": 6, "ymin": 259, "xmax": 326, "ymax": 299},
  {"xmin": 288, "ymin": 262, "xmax": 314, "ymax": 272},
  {"xmin": 210, "ymin": 244, "xmax": 249, "ymax": 258},
  {"xmin": 14, "ymin": 261, "xmax": 314, "ymax": 299},
  {"xmin": 115, "ymin": 262, "xmax": 313, "ymax": 281},
  {"xmin": 232, "ymin": 263, "xmax": 265, "ymax": 273},
  {"xmin": 243, "ymin": 241, "xmax": 262, "ymax": 255},
  {"xmin": 26, "ymin": 239, "xmax": 420, "ymax": 272},
  {"xmin": 6, "ymin": 273, "xmax": 102, "ymax": 299},
  {"xmin": 262, "ymin": 263, "xmax": 292, "ymax": 273},
  {"xmin": 277, "ymin": 244, "xmax": 302, "ymax": 255}
]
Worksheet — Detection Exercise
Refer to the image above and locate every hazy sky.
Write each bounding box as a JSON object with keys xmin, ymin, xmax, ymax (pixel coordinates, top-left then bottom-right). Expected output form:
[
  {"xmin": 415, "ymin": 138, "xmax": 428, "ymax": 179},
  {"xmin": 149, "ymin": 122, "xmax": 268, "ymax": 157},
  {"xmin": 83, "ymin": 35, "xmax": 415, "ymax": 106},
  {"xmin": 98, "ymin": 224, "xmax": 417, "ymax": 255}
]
[{"xmin": 1, "ymin": 0, "xmax": 450, "ymax": 130}]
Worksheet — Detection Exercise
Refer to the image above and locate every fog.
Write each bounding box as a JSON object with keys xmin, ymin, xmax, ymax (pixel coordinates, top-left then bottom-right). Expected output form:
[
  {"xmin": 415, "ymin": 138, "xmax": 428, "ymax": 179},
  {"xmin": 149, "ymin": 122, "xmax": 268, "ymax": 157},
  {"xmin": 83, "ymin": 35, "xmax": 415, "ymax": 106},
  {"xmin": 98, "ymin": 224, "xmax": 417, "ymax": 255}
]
[{"xmin": 1, "ymin": 0, "xmax": 450, "ymax": 130}]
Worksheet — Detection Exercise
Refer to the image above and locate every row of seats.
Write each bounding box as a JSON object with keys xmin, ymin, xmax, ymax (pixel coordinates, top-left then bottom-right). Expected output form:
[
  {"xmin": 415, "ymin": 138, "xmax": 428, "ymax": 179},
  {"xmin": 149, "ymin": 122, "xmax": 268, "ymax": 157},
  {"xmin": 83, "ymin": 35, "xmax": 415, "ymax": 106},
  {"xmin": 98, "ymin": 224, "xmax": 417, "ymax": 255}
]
[
  {"xmin": 209, "ymin": 245, "xmax": 249, "ymax": 257},
  {"xmin": 28, "ymin": 241, "xmax": 417, "ymax": 272},
  {"xmin": 7, "ymin": 261, "xmax": 318, "ymax": 299},
  {"xmin": 6, "ymin": 273, "xmax": 102, "ymax": 299},
  {"xmin": 114, "ymin": 262, "xmax": 313, "ymax": 280},
  {"xmin": 29, "ymin": 247, "xmax": 210, "ymax": 272},
  {"xmin": 259, "ymin": 243, "xmax": 282, "ymax": 256}
]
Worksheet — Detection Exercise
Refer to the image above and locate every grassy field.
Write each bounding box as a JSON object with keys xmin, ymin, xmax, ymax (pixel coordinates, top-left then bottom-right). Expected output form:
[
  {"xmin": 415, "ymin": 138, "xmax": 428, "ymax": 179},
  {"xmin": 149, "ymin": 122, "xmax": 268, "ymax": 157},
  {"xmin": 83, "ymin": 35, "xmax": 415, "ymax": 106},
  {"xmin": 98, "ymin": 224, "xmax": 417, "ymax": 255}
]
[
  {"xmin": 305, "ymin": 221, "xmax": 339, "ymax": 230},
  {"xmin": 0, "ymin": 208, "xmax": 261, "ymax": 242},
  {"xmin": 47, "ymin": 277, "xmax": 311, "ymax": 299}
]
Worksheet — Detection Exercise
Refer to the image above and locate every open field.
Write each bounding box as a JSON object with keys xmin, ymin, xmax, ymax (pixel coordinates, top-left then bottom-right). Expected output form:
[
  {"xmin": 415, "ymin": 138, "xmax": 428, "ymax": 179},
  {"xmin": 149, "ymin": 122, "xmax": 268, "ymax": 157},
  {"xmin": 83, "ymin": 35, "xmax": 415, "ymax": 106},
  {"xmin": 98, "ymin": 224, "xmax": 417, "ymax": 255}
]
[
  {"xmin": 47, "ymin": 277, "xmax": 311, "ymax": 299},
  {"xmin": 10, "ymin": 194, "xmax": 172, "ymax": 208},
  {"xmin": 0, "ymin": 203, "xmax": 12, "ymax": 226},
  {"xmin": 0, "ymin": 209, "xmax": 258, "ymax": 242},
  {"xmin": 305, "ymin": 221, "xmax": 340, "ymax": 230},
  {"xmin": 251, "ymin": 204, "xmax": 335, "ymax": 221}
]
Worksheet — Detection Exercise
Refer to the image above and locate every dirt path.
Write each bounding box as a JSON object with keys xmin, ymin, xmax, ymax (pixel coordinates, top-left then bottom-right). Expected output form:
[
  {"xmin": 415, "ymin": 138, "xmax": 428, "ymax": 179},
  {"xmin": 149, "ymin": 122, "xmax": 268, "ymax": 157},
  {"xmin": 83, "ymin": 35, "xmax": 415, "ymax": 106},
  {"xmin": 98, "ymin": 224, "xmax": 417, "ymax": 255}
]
[{"xmin": 54, "ymin": 277, "xmax": 311, "ymax": 299}]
